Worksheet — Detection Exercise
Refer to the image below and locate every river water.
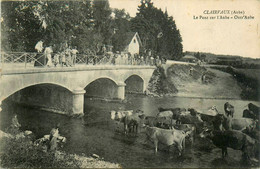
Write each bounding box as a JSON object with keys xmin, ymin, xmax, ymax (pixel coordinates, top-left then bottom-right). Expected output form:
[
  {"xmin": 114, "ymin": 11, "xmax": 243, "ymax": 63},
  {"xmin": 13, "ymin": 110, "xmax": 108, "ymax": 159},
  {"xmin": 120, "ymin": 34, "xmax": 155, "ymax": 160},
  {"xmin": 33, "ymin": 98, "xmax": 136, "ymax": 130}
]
[{"xmin": 1, "ymin": 94, "xmax": 259, "ymax": 168}]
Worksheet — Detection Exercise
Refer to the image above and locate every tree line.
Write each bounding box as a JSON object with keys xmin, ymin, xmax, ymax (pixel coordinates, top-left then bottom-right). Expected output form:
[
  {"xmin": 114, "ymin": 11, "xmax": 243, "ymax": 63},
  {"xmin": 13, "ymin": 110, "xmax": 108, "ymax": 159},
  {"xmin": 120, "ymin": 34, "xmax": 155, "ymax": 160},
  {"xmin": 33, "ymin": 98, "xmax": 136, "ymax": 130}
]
[{"xmin": 1, "ymin": 0, "xmax": 183, "ymax": 60}]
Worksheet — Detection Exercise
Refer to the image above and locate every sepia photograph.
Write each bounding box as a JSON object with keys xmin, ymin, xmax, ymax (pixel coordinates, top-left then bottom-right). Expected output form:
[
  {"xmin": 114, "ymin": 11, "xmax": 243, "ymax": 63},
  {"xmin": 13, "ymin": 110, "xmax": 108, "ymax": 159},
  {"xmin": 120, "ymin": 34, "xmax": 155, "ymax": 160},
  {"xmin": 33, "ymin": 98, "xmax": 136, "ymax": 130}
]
[{"xmin": 0, "ymin": 0, "xmax": 260, "ymax": 168}]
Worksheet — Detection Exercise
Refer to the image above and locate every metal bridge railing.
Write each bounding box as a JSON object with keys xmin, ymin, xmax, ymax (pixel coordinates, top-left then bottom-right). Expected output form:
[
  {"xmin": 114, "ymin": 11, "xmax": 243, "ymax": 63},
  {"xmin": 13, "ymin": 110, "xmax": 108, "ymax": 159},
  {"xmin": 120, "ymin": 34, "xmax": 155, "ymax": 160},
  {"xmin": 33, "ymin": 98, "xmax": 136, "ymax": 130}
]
[{"xmin": 0, "ymin": 52, "xmax": 157, "ymax": 70}]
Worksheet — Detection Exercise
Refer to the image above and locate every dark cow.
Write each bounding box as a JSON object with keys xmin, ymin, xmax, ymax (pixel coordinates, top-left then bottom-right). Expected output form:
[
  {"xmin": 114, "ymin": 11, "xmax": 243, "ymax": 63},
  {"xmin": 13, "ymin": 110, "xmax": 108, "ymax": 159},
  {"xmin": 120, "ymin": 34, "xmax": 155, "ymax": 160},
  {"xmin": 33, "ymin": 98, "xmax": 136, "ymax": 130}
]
[
  {"xmin": 176, "ymin": 112, "xmax": 204, "ymax": 134},
  {"xmin": 144, "ymin": 116, "xmax": 176, "ymax": 129},
  {"xmin": 146, "ymin": 127, "xmax": 190, "ymax": 156},
  {"xmin": 177, "ymin": 113, "xmax": 203, "ymax": 125},
  {"xmin": 200, "ymin": 129, "xmax": 257, "ymax": 160},
  {"xmin": 158, "ymin": 107, "xmax": 182, "ymax": 113},
  {"xmin": 188, "ymin": 108, "xmax": 201, "ymax": 116},
  {"xmin": 248, "ymin": 103, "xmax": 260, "ymax": 119},
  {"xmin": 243, "ymin": 109, "xmax": 257, "ymax": 120},
  {"xmin": 224, "ymin": 102, "xmax": 234, "ymax": 117},
  {"xmin": 242, "ymin": 124, "xmax": 260, "ymax": 140}
]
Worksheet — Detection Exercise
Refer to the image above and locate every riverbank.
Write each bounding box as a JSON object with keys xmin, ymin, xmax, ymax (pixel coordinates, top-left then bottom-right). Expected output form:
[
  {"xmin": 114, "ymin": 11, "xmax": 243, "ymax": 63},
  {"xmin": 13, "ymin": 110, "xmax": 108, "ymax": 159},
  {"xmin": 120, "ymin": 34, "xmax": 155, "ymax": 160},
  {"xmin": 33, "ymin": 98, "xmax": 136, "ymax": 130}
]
[
  {"xmin": 147, "ymin": 64, "xmax": 243, "ymax": 100},
  {"xmin": 0, "ymin": 130, "xmax": 120, "ymax": 168}
]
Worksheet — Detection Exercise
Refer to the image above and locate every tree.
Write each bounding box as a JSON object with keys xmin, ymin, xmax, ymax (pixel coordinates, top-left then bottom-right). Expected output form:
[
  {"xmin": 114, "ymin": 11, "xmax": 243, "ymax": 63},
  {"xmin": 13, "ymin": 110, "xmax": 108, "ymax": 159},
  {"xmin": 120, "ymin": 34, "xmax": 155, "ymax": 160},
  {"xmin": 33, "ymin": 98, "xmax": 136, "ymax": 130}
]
[
  {"xmin": 130, "ymin": 0, "xmax": 183, "ymax": 60},
  {"xmin": 92, "ymin": 0, "xmax": 113, "ymax": 46},
  {"xmin": 111, "ymin": 9, "xmax": 131, "ymax": 52},
  {"xmin": 1, "ymin": 1, "xmax": 100, "ymax": 53}
]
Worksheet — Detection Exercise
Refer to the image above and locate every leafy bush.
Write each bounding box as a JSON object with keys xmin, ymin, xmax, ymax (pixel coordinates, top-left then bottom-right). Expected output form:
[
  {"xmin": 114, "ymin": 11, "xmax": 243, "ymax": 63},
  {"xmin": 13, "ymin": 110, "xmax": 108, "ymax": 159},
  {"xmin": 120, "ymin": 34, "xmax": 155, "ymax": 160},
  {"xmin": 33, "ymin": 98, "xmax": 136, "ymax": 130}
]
[{"xmin": 0, "ymin": 136, "xmax": 81, "ymax": 168}]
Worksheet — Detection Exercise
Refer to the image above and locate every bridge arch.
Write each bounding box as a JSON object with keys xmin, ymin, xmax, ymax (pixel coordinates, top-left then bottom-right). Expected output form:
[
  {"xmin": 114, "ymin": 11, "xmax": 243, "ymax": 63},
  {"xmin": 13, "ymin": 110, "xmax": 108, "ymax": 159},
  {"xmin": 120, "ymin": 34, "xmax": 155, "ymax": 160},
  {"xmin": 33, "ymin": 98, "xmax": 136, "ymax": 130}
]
[
  {"xmin": 2, "ymin": 83, "xmax": 74, "ymax": 114},
  {"xmin": 83, "ymin": 76, "xmax": 119, "ymax": 88},
  {"xmin": 0, "ymin": 79, "xmax": 73, "ymax": 102},
  {"xmin": 124, "ymin": 74, "xmax": 144, "ymax": 93},
  {"xmin": 84, "ymin": 77, "xmax": 119, "ymax": 99}
]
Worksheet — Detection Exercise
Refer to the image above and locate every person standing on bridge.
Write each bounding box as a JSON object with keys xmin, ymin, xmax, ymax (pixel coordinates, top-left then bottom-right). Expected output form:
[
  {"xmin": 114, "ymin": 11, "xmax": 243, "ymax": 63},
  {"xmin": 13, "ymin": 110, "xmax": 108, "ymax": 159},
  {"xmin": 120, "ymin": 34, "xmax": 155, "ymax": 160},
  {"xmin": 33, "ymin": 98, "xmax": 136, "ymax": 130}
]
[
  {"xmin": 44, "ymin": 46, "xmax": 53, "ymax": 67},
  {"xmin": 65, "ymin": 47, "xmax": 72, "ymax": 67},
  {"xmin": 71, "ymin": 46, "xmax": 78, "ymax": 66},
  {"xmin": 34, "ymin": 41, "xmax": 46, "ymax": 67}
]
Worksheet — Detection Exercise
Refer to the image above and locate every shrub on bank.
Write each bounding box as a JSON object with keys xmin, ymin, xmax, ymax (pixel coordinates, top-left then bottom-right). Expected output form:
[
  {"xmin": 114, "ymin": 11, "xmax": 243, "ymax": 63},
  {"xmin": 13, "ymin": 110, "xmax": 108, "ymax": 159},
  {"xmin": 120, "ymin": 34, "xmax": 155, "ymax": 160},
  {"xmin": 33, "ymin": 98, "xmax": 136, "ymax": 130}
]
[
  {"xmin": 0, "ymin": 131, "xmax": 120, "ymax": 168},
  {"xmin": 0, "ymin": 136, "xmax": 81, "ymax": 168}
]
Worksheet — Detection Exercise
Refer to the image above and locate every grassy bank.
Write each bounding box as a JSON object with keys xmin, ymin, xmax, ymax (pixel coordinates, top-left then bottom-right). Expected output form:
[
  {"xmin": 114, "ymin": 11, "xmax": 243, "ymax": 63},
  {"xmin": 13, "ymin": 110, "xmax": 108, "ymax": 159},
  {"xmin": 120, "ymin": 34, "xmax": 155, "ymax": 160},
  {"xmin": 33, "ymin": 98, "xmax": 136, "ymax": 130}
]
[
  {"xmin": 147, "ymin": 64, "xmax": 242, "ymax": 99},
  {"xmin": 0, "ymin": 130, "xmax": 120, "ymax": 168}
]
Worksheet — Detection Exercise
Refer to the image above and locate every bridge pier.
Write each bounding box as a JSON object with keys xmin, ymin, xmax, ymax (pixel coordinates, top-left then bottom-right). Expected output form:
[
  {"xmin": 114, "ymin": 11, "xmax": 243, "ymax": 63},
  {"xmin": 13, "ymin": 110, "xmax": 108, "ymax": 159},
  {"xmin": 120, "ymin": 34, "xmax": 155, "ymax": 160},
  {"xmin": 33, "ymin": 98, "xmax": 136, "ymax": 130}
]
[
  {"xmin": 72, "ymin": 88, "xmax": 86, "ymax": 116},
  {"xmin": 117, "ymin": 82, "xmax": 126, "ymax": 100}
]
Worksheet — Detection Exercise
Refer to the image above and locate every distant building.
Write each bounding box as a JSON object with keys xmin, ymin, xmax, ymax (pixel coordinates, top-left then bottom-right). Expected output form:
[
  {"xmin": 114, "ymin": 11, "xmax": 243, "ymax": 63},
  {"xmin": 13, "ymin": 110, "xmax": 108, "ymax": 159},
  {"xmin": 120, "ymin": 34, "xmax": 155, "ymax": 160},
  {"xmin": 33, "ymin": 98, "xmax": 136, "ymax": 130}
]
[
  {"xmin": 181, "ymin": 55, "xmax": 199, "ymax": 63},
  {"xmin": 122, "ymin": 32, "xmax": 142, "ymax": 55}
]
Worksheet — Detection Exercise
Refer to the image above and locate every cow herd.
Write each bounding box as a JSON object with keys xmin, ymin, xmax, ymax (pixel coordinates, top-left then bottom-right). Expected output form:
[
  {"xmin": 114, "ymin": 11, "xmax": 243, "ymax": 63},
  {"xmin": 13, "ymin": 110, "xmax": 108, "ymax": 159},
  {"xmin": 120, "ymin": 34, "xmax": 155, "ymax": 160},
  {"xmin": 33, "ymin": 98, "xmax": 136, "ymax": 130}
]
[{"xmin": 110, "ymin": 102, "xmax": 260, "ymax": 164}]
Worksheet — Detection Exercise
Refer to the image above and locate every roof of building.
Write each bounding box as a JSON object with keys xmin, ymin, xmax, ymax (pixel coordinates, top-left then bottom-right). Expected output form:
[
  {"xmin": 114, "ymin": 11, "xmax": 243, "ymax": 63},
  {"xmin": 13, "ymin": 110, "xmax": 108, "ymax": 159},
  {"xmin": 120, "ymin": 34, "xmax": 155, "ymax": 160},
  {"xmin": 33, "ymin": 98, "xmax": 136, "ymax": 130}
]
[{"xmin": 123, "ymin": 32, "xmax": 142, "ymax": 49}]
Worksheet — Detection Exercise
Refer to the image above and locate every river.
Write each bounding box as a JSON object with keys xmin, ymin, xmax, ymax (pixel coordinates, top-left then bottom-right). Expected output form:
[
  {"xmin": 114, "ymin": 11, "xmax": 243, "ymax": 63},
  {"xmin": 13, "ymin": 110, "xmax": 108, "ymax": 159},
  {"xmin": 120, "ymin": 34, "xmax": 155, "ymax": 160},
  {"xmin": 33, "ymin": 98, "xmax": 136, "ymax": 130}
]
[{"xmin": 1, "ymin": 94, "xmax": 259, "ymax": 168}]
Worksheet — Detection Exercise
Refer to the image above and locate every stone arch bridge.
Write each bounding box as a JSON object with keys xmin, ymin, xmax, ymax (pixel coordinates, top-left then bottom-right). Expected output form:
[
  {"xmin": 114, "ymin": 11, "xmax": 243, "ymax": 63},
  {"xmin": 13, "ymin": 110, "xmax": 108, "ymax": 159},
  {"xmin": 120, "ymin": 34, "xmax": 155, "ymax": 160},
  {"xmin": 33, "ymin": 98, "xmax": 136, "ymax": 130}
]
[{"xmin": 0, "ymin": 65, "xmax": 155, "ymax": 115}]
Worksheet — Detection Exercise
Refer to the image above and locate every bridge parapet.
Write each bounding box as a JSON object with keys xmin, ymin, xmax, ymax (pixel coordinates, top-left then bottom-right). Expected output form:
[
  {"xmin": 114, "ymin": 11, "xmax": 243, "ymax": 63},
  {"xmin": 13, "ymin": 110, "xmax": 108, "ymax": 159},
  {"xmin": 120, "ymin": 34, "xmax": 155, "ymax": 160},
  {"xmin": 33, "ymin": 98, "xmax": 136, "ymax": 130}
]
[{"xmin": 1, "ymin": 52, "xmax": 157, "ymax": 71}]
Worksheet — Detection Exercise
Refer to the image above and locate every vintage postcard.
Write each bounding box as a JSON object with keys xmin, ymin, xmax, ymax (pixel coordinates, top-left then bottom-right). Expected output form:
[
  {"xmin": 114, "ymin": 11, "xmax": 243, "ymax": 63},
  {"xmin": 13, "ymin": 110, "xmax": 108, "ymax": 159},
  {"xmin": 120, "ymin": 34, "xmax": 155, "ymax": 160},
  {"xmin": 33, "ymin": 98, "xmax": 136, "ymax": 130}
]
[{"xmin": 0, "ymin": 0, "xmax": 259, "ymax": 168}]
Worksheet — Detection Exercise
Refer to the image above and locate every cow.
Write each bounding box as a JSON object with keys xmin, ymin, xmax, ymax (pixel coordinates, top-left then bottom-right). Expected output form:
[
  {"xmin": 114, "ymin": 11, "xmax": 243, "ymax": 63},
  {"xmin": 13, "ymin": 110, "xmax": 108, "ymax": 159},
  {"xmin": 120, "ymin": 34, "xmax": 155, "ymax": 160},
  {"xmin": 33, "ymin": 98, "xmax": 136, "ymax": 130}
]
[
  {"xmin": 145, "ymin": 126, "xmax": 190, "ymax": 156},
  {"xmin": 177, "ymin": 113, "xmax": 204, "ymax": 134},
  {"xmin": 248, "ymin": 103, "xmax": 260, "ymax": 119},
  {"xmin": 243, "ymin": 109, "xmax": 257, "ymax": 120},
  {"xmin": 222, "ymin": 116, "xmax": 256, "ymax": 131},
  {"xmin": 199, "ymin": 129, "xmax": 258, "ymax": 161},
  {"xmin": 143, "ymin": 116, "xmax": 176, "ymax": 129},
  {"xmin": 110, "ymin": 110, "xmax": 144, "ymax": 135},
  {"xmin": 242, "ymin": 124, "xmax": 260, "ymax": 140},
  {"xmin": 158, "ymin": 107, "xmax": 182, "ymax": 113},
  {"xmin": 224, "ymin": 102, "xmax": 234, "ymax": 117},
  {"xmin": 188, "ymin": 108, "xmax": 202, "ymax": 116},
  {"xmin": 110, "ymin": 110, "xmax": 133, "ymax": 121},
  {"xmin": 156, "ymin": 110, "xmax": 173, "ymax": 118},
  {"xmin": 174, "ymin": 124, "xmax": 196, "ymax": 145},
  {"xmin": 206, "ymin": 106, "xmax": 219, "ymax": 116},
  {"xmin": 158, "ymin": 107, "xmax": 186, "ymax": 120},
  {"xmin": 177, "ymin": 112, "xmax": 203, "ymax": 126}
]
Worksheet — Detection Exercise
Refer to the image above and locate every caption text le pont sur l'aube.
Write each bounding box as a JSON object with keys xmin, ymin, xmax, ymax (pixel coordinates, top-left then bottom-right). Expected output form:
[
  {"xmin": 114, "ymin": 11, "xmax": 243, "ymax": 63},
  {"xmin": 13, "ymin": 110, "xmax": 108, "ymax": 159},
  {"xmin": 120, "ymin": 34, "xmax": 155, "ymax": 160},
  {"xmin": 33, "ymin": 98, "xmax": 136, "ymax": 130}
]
[{"xmin": 193, "ymin": 10, "xmax": 254, "ymax": 20}]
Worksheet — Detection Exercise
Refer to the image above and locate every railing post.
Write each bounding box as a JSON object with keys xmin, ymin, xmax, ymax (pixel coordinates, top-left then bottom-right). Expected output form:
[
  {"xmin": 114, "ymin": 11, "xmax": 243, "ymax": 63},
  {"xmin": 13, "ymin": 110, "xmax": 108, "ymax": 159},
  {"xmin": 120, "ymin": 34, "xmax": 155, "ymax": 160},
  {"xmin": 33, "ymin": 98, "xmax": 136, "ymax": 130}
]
[
  {"xmin": 43, "ymin": 53, "xmax": 46, "ymax": 66},
  {"xmin": 25, "ymin": 54, "xmax": 27, "ymax": 68}
]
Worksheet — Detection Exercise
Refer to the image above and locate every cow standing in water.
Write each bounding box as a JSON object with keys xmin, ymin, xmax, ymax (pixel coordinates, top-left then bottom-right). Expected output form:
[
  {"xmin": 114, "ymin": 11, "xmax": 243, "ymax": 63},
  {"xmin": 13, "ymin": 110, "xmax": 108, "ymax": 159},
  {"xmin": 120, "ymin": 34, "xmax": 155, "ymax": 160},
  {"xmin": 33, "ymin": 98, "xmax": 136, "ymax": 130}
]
[
  {"xmin": 145, "ymin": 126, "xmax": 191, "ymax": 156},
  {"xmin": 200, "ymin": 129, "xmax": 258, "ymax": 161},
  {"xmin": 110, "ymin": 110, "xmax": 144, "ymax": 135},
  {"xmin": 248, "ymin": 103, "xmax": 260, "ymax": 119},
  {"xmin": 224, "ymin": 102, "xmax": 235, "ymax": 118}
]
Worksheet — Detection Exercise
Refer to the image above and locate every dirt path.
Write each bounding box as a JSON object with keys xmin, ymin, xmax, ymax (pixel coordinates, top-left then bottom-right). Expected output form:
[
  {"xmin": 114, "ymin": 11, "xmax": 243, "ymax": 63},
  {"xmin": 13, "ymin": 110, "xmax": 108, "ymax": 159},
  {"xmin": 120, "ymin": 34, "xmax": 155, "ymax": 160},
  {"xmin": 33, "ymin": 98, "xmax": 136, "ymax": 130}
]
[{"xmin": 173, "ymin": 67, "xmax": 242, "ymax": 99}]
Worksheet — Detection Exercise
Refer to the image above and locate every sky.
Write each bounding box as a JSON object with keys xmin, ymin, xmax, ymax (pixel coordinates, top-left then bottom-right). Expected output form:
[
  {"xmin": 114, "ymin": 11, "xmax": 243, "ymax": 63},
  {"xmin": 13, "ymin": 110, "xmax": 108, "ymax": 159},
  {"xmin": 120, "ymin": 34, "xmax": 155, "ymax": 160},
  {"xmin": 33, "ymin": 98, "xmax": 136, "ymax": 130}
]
[{"xmin": 110, "ymin": 0, "xmax": 260, "ymax": 58}]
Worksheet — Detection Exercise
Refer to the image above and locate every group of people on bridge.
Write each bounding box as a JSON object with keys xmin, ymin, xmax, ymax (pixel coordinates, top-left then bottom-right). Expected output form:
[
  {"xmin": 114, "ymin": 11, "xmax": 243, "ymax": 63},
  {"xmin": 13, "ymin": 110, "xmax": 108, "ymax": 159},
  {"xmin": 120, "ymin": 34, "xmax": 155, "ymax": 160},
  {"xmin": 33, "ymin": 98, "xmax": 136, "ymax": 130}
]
[{"xmin": 34, "ymin": 41, "xmax": 163, "ymax": 67}]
